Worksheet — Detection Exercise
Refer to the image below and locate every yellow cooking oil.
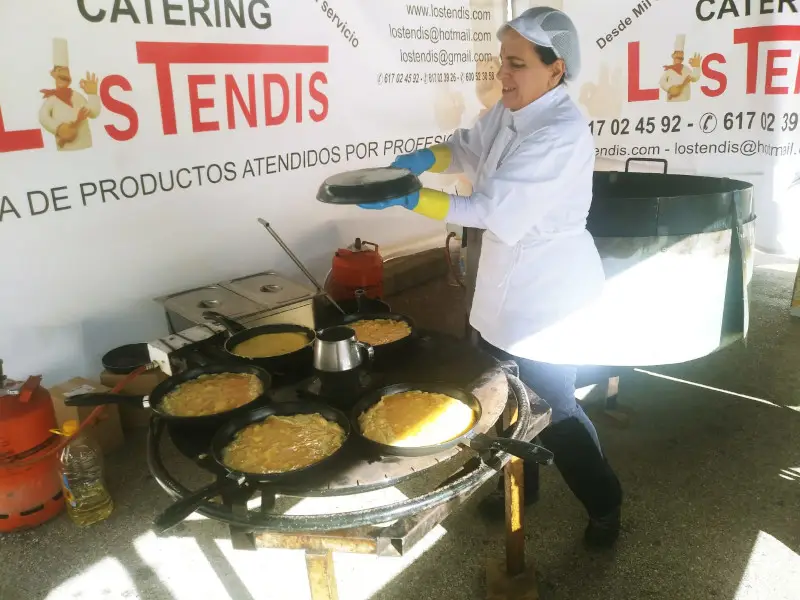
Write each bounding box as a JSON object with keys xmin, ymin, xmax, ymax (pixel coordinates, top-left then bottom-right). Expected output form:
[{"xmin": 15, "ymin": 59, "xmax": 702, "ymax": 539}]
[{"xmin": 53, "ymin": 420, "xmax": 114, "ymax": 526}]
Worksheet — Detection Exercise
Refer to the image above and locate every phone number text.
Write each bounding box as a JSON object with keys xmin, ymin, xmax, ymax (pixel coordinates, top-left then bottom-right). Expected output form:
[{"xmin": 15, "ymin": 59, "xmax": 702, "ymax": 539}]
[
  {"xmin": 377, "ymin": 71, "xmax": 495, "ymax": 85},
  {"xmin": 589, "ymin": 116, "xmax": 684, "ymax": 136},
  {"xmin": 589, "ymin": 112, "xmax": 800, "ymax": 136},
  {"xmin": 714, "ymin": 112, "xmax": 798, "ymax": 133}
]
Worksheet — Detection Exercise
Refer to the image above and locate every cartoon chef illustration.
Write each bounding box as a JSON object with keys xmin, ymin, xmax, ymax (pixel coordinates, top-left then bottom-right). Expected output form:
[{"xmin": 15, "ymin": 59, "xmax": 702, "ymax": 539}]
[
  {"xmin": 38, "ymin": 38, "xmax": 101, "ymax": 151},
  {"xmin": 659, "ymin": 35, "xmax": 702, "ymax": 102}
]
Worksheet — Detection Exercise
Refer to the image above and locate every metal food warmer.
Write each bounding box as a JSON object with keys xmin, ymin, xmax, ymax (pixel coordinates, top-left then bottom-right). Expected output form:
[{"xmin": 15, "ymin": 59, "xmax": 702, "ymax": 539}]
[{"xmin": 149, "ymin": 271, "xmax": 319, "ymax": 375}]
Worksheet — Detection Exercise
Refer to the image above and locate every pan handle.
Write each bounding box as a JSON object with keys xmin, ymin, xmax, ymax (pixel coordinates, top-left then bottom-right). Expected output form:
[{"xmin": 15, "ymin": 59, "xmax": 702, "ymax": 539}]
[
  {"xmin": 64, "ymin": 393, "xmax": 146, "ymax": 408},
  {"xmin": 202, "ymin": 311, "xmax": 246, "ymax": 335},
  {"xmin": 356, "ymin": 341, "xmax": 374, "ymax": 364},
  {"xmin": 153, "ymin": 476, "xmax": 245, "ymax": 534},
  {"xmin": 468, "ymin": 434, "xmax": 554, "ymax": 465}
]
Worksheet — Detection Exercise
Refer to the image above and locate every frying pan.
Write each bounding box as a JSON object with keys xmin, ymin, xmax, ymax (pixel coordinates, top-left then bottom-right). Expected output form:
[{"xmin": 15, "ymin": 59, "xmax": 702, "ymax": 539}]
[
  {"xmin": 316, "ymin": 166, "xmax": 422, "ymax": 205},
  {"xmin": 153, "ymin": 401, "xmax": 351, "ymax": 533},
  {"xmin": 203, "ymin": 311, "xmax": 316, "ymax": 373},
  {"xmin": 102, "ymin": 343, "xmax": 152, "ymax": 374},
  {"xmin": 64, "ymin": 363, "xmax": 273, "ymax": 427},
  {"xmin": 351, "ymin": 383, "xmax": 554, "ymax": 464},
  {"xmin": 333, "ymin": 312, "xmax": 417, "ymax": 361}
]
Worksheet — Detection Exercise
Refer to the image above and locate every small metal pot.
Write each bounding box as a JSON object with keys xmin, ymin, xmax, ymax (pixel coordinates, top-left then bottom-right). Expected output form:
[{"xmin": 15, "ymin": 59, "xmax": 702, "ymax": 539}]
[{"xmin": 313, "ymin": 326, "xmax": 374, "ymax": 373}]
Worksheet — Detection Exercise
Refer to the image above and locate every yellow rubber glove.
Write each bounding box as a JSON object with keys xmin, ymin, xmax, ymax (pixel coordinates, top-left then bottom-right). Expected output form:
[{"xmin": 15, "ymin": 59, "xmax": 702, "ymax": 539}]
[
  {"xmin": 412, "ymin": 188, "xmax": 451, "ymax": 220},
  {"xmin": 428, "ymin": 144, "xmax": 452, "ymax": 173}
]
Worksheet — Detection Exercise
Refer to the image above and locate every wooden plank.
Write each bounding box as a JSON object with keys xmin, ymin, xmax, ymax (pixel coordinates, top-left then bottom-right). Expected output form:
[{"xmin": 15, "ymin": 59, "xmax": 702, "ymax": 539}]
[
  {"xmin": 256, "ymin": 530, "xmax": 378, "ymax": 555},
  {"xmin": 486, "ymin": 559, "xmax": 539, "ymax": 600},
  {"xmin": 306, "ymin": 550, "xmax": 339, "ymax": 600},
  {"xmin": 502, "ymin": 402, "xmax": 526, "ymax": 577}
]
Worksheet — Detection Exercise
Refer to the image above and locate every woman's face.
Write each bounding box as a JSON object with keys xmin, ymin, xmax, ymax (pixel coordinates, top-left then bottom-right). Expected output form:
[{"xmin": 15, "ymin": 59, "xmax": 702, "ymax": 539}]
[{"xmin": 497, "ymin": 28, "xmax": 565, "ymax": 111}]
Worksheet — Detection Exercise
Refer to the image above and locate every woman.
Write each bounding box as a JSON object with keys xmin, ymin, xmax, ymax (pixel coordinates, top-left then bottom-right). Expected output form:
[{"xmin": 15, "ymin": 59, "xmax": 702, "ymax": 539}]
[{"xmin": 360, "ymin": 7, "xmax": 623, "ymax": 548}]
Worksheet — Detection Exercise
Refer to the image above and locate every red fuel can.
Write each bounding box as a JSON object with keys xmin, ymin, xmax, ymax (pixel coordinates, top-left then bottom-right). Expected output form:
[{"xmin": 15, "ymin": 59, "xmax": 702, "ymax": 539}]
[
  {"xmin": 327, "ymin": 238, "xmax": 384, "ymax": 301},
  {"xmin": 0, "ymin": 364, "xmax": 65, "ymax": 532}
]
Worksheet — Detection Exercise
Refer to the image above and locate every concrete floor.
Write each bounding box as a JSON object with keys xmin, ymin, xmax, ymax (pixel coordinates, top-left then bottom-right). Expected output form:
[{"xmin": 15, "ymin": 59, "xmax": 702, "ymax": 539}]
[{"xmin": 2, "ymin": 252, "xmax": 800, "ymax": 600}]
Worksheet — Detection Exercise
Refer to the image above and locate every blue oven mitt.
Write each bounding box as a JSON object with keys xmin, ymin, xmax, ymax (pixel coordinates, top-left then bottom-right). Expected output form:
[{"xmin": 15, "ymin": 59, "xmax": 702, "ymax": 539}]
[
  {"xmin": 391, "ymin": 148, "xmax": 436, "ymax": 175},
  {"xmin": 359, "ymin": 191, "xmax": 420, "ymax": 211}
]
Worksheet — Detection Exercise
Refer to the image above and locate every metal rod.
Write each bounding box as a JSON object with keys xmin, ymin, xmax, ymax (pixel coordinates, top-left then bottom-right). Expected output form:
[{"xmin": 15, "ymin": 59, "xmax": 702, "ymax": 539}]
[{"xmin": 257, "ymin": 218, "xmax": 346, "ymax": 316}]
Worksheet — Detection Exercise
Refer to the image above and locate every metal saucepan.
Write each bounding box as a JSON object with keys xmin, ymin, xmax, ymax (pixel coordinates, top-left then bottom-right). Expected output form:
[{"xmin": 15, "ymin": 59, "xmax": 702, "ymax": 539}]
[
  {"xmin": 203, "ymin": 311, "xmax": 316, "ymax": 374},
  {"xmin": 153, "ymin": 401, "xmax": 352, "ymax": 533},
  {"xmin": 351, "ymin": 383, "xmax": 555, "ymax": 464},
  {"xmin": 64, "ymin": 363, "xmax": 273, "ymax": 427},
  {"xmin": 313, "ymin": 326, "xmax": 374, "ymax": 373},
  {"xmin": 316, "ymin": 166, "xmax": 422, "ymax": 205}
]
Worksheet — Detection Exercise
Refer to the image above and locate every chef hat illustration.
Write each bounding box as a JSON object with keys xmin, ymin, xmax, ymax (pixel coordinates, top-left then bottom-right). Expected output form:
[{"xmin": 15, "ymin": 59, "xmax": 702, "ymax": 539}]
[
  {"xmin": 53, "ymin": 38, "xmax": 69, "ymax": 67},
  {"xmin": 673, "ymin": 34, "xmax": 686, "ymax": 53}
]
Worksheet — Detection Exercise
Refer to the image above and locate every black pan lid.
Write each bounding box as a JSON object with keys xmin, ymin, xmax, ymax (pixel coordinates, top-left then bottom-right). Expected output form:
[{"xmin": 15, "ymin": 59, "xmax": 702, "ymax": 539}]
[{"xmin": 317, "ymin": 167, "xmax": 422, "ymax": 205}]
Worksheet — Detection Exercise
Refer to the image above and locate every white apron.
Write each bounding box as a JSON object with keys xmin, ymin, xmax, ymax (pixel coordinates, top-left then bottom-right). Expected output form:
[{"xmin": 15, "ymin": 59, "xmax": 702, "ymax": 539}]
[{"xmin": 443, "ymin": 88, "xmax": 606, "ymax": 364}]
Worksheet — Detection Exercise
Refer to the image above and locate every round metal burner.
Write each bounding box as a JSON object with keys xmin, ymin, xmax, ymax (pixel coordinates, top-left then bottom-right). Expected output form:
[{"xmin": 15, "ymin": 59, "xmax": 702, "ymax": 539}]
[{"xmin": 146, "ymin": 333, "xmax": 539, "ymax": 532}]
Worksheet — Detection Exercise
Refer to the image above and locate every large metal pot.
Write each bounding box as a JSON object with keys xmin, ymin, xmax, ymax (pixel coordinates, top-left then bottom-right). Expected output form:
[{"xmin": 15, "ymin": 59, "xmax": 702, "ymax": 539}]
[{"xmin": 582, "ymin": 158, "xmax": 755, "ymax": 366}]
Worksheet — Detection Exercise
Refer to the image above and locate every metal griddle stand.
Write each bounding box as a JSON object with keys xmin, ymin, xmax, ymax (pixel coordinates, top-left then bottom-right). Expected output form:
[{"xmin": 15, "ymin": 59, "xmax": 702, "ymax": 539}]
[{"xmin": 148, "ymin": 363, "xmax": 552, "ymax": 600}]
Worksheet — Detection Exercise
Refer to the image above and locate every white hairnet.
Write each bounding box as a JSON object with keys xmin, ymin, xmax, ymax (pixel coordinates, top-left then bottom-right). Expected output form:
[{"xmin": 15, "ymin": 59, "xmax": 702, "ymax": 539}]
[{"xmin": 498, "ymin": 7, "xmax": 581, "ymax": 81}]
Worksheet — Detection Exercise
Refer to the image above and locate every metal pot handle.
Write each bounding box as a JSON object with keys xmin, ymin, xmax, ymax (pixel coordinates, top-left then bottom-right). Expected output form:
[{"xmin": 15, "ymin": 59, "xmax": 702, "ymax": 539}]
[
  {"xmin": 356, "ymin": 341, "xmax": 374, "ymax": 364},
  {"xmin": 625, "ymin": 157, "xmax": 668, "ymax": 174}
]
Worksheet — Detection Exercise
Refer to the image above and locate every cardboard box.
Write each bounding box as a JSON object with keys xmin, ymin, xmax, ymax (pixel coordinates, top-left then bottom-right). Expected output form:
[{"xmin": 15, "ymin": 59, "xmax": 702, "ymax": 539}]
[
  {"xmin": 49, "ymin": 377, "xmax": 125, "ymax": 455},
  {"xmin": 792, "ymin": 263, "xmax": 800, "ymax": 317},
  {"xmin": 99, "ymin": 369, "xmax": 169, "ymax": 430}
]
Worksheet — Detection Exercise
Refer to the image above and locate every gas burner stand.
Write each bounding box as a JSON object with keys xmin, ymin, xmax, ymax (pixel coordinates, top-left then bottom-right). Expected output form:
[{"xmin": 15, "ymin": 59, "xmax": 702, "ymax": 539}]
[{"xmin": 147, "ymin": 334, "xmax": 552, "ymax": 600}]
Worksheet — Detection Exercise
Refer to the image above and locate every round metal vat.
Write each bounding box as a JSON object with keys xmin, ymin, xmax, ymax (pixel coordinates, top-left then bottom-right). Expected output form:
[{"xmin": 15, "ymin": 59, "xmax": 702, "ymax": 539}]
[{"xmin": 573, "ymin": 159, "xmax": 756, "ymax": 366}]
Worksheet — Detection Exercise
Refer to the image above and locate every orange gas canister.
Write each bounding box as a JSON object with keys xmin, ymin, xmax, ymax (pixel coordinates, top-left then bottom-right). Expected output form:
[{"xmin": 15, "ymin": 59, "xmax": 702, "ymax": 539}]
[
  {"xmin": 327, "ymin": 238, "xmax": 384, "ymax": 301},
  {"xmin": 0, "ymin": 361, "xmax": 64, "ymax": 532}
]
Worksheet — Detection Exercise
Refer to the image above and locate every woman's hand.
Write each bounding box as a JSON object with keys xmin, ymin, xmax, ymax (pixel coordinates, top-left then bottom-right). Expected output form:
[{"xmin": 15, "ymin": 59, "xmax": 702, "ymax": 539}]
[
  {"xmin": 358, "ymin": 191, "xmax": 420, "ymax": 211},
  {"xmin": 391, "ymin": 149, "xmax": 436, "ymax": 175}
]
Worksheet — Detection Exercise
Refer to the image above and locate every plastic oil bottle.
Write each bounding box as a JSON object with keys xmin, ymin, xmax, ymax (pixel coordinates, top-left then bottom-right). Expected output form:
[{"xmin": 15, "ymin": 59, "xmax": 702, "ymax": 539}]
[{"xmin": 53, "ymin": 420, "xmax": 114, "ymax": 526}]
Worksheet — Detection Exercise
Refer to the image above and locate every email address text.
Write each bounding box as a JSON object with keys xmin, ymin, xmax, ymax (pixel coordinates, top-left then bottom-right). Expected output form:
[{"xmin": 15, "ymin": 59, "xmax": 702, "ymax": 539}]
[
  {"xmin": 390, "ymin": 25, "xmax": 492, "ymax": 43},
  {"xmin": 596, "ymin": 141, "xmax": 799, "ymax": 159},
  {"xmin": 400, "ymin": 49, "xmax": 494, "ymax": 65}
]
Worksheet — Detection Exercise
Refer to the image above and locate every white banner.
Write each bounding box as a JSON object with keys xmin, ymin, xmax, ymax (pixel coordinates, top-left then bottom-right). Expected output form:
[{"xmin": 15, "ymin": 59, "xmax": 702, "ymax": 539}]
[
  {"xmin": 4, "ymin": 0, "xmax": 798, "ymax": 378},
  {"xmin": 0, "ymin": 0, "xmax": 506, "ymax": 381},
  {"xmin": 516, "ymin": 0, "xmax": 799, "ymax": 254}
]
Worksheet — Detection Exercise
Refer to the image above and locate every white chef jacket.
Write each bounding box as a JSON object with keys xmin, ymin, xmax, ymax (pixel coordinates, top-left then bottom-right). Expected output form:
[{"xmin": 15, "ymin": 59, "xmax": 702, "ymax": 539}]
[
  {"xmin": 38, "ymin": 92, "xmax": 101, "ymax": 151},
  {"xmin": 441, "ymin": 85, "xmax": 605, "ymax": 364},
  {"xmin": 659, "ymin": 66, "xmax": 700, "ymax": 102}
]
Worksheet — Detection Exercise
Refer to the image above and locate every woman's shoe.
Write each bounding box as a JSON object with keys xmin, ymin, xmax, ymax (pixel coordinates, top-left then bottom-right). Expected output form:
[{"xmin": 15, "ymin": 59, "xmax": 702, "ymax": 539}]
[{"xmin": 584, "ymin": 506, "xmax": 621, "ymax": 549}]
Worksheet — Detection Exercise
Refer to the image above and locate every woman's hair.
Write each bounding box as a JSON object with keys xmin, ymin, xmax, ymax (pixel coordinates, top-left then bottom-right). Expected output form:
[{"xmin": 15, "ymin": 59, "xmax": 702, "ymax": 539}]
[{"xmin": 533, "ymin": 44, "xmax": 566, "ymax": 86}]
